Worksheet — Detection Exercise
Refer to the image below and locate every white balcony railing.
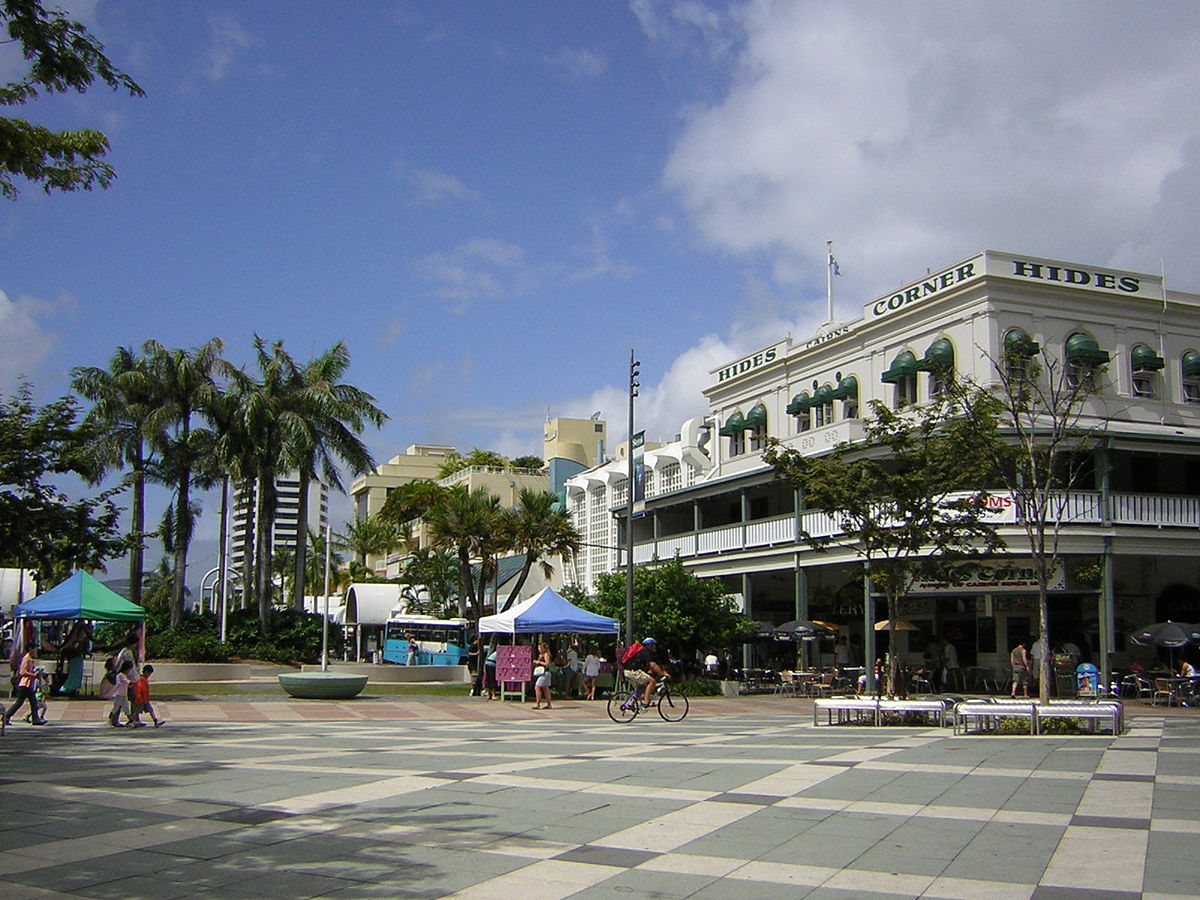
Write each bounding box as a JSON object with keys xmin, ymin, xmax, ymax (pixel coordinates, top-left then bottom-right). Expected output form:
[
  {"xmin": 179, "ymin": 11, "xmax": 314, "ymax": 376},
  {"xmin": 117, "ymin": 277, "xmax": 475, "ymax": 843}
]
[{"xmin": 631, "ymin": 491, "xmax": 1200, "ymax": 563}]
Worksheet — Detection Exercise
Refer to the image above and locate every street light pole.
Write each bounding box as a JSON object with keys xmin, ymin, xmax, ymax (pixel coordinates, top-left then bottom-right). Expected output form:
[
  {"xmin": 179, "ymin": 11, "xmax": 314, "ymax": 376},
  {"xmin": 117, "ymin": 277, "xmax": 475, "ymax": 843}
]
[{"xmin": 625, "ymin": 349, "xmax": 639, "ymax": 647}]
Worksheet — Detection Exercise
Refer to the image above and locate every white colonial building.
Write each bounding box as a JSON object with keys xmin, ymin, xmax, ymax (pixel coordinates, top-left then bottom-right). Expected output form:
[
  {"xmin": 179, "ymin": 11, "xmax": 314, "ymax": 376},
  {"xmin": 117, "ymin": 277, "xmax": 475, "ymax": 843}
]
[{"xmin": 566, "ymin": 250, "xmax": 1200, "ymax": 684}]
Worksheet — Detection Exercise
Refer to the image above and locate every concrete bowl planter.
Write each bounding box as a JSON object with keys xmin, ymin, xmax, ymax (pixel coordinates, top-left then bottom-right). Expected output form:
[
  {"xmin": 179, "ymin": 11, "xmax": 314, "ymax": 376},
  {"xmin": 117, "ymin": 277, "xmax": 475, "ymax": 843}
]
[{"xmin": 278, "ymin": 671, "xmax": 369, "ymax": 699}]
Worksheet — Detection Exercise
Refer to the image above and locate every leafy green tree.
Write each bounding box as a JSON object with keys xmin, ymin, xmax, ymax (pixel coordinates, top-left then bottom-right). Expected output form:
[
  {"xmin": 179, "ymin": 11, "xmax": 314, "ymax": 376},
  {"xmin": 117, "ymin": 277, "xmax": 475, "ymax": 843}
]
[
  {"xmin": 71, "ymin": 346, "xmax": 159, "ymax": 608},
  {"xmin": 377, "ymin": 479, "xmax": 447, "ymax": 527},
  {"xmin": 303, "ymin": 526, "xmax": 344, "ymax": 600},
  {"xmin": 425, "ymin": 485, "xmax": 503, "ymax": 620},
  {"xmin": 435, "ymin": 448, "xmax": 509, "ymax": 479},
  {"xmin": 142, "ymin": 338, "xmax": 225, "ymax": 627},
  {"xmin": 764, "ymin": 396, "xmax": 1004, "ymax": 697},
  {"xmin": 510, "ymin": 455, "xmax": 544, "ymax": 470},
  {"xmin": 1, "ymin": 0, "xmax": 144, "ymax": 200},
  {"xmin": 583, "ymin": 556, "xmax": 747, "ymax": 662},
  {"xmin": 399, "ymin": 546, "xmax": 460, "ymax": 617},
  {"xmin": 498, "ymin": 488, "xmax": 581, "ymax": 611},
  {"xmin": 337, "ymin": 515, "xmax": 407, "ymax": 569},
  {"xmin": 0, "ymin": 382, "xmax": 128, "ymax": 582},
  {"xmin": 947, "ymin": 342, "xmax": 1109, "ymax": 702},
  {"xmin": 140, "ymin": 557, "xmax": 176, "ymax": 611}
]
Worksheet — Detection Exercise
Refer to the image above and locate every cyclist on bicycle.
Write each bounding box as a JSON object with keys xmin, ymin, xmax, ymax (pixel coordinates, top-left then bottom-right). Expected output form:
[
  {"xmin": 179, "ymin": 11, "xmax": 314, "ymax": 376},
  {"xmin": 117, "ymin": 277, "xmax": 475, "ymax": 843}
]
[{"xmin": 624, "ymin": 638, "xmax": 665, "ymax": 707}]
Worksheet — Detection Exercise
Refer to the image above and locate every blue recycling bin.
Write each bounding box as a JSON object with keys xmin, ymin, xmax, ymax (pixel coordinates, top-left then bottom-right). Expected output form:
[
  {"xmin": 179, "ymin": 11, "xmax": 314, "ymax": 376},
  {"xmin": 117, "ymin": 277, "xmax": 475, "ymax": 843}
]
[{"xmin": 1076, "ymin": 662, "xmax": 1099, "ymax": 697}]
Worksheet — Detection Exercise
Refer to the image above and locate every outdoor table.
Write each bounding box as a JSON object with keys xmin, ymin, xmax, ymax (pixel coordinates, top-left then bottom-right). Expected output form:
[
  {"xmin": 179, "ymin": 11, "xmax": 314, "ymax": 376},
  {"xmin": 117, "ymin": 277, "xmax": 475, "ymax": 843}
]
[{"xmin": 1168, "ymin": 676, "xmax": 1200, "ymax": 706}]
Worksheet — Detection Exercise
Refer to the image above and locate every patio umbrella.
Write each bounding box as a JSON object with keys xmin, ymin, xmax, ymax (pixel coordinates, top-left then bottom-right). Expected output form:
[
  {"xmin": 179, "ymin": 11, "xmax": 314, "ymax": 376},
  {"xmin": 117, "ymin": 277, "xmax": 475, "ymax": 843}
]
[
  {"xmin": 1130, "ymin": 620, "xmax": 1197, "ymax": 670},
  {"xmin": 1129, "ymin": 621, "xmax": 1194, "ymax": 648},
  {"xmin": 773, "ymin": 619, "xmax": 839, "ymax": 638},
  {"xmin": 873, "ymin": 619, "xmax": 918, "ymax": 631}
]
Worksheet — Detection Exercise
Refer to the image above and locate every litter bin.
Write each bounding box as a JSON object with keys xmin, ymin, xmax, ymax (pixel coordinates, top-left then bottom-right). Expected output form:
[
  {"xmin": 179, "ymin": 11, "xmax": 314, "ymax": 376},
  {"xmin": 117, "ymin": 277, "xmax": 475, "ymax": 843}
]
[{"xmin": 1076, "ymin": 662, "xmax": 1099, "ymax": 698}]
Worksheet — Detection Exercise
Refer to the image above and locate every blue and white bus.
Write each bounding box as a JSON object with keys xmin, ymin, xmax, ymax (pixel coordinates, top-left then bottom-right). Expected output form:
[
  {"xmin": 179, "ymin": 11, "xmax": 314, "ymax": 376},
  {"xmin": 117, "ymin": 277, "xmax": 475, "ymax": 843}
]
[{"xmin": 382, "ymin": 614, "xmax": 470, "ymax": 666}]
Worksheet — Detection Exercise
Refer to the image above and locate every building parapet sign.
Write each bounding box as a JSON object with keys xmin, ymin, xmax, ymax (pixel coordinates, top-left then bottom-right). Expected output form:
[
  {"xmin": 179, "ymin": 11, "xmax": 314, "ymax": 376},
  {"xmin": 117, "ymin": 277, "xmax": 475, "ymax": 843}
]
[
  {"xmin": 868, "ymin": 251, "xmax": 1156, "ymax": 322},
  {"xmin": 713, "ymin": 343, "xmax": 786, "ymax": 385},
  {"xmin": 909, "ymin": 560, "xmax": 1066, "ymax": 595}
]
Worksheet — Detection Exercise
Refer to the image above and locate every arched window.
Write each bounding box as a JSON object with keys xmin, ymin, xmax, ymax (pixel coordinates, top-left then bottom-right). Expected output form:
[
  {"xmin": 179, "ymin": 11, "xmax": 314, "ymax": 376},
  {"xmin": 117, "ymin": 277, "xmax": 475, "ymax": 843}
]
[
  {"xmin": 881, "ymin": 350, "xmax": 918, "ymax": 406},
  {"xmin": 719, "ymin": 410, "xmax": 747, "ymax": 456},
  {"xmin": 1003, "ymin": 328, "xmax": 1039, "ymax": 381},
  {"xmin": 1065, "ymin": 333, "xmax": 1109, "ymax": 391},
  {"xmin": 1130, "ymin": 344, "xmax": 1164, "ymax": 398},
  {"xmin": 811, "ymin": 385, "xmax": 835, "ymax": 427},
  {"xmin": 832, "ymin": 374, "xmax": 859, "ymax": 419},
  {"xmin": 918, "ymin": 338, "xmax": 954, "ymax": 398},
  {"xmin": 786, "ymin": 391, "xmax": 812, "ymax": 432},
  {"xmin": 745, "ymin": 402, "xmax": 768, "ymax": 450},
  {"xmin": 1182, "ymin": 351, "xmax": 1200, "ymax": 403}
]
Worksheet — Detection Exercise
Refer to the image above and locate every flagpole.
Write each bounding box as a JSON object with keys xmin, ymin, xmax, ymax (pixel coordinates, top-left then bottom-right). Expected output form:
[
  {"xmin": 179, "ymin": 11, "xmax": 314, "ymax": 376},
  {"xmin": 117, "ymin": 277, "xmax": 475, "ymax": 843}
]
[{"xmin": 826, "ymin": 240, "xmax": 834, "ymax": 324}]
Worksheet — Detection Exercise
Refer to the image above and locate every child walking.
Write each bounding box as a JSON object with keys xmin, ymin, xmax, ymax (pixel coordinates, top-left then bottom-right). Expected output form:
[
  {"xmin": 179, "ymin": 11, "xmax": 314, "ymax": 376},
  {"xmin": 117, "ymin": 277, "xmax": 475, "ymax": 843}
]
[
  {"xmin": 130, "ymin": 664, "xmax": 163, "ymax": 727},
  {"xmin": 108, "ymin": 659, "xmax": 136, "ymax": 727}
]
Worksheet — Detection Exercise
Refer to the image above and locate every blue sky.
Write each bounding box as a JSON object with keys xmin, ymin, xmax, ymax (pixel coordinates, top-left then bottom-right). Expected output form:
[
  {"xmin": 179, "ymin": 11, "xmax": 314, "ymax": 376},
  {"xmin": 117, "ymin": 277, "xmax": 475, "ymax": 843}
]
[{"xmin": 5, "ymin": 1, "xmax": 1200, "ymax": 586}]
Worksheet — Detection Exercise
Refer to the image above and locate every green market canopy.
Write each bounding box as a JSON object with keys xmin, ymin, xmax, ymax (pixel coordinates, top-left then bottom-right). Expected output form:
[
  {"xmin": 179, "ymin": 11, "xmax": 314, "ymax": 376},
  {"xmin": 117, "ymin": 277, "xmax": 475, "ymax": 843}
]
[{"xmin": 12, "ymin": 571, "xmax": 147, "ymax": 622}]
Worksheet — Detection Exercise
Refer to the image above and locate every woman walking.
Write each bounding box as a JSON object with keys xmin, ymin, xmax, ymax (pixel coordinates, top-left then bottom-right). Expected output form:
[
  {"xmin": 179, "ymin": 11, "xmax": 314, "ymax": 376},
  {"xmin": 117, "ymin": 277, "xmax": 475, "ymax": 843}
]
[
  {"xmin": 533, "ymin": 642, "xmax": 554, "ymax": 709},
  {"xmin": 4, "ymin": 647, "xmax": 47, "ymax": 726}
]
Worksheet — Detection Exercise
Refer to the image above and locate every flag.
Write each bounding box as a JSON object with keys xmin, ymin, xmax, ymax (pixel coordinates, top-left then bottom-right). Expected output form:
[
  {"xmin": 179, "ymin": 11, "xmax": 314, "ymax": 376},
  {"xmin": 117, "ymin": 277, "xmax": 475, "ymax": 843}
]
[{"xmin": 829, "ymin": 254, "xmax": 841, "ymax": 276}]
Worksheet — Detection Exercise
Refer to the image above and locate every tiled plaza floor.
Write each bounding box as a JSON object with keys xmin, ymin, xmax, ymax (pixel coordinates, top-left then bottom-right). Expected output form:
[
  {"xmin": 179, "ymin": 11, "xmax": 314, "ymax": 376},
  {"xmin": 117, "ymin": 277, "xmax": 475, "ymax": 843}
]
[{"xmin": 0, "ymin": 696, "xmax": 1196, "ymax": 899}]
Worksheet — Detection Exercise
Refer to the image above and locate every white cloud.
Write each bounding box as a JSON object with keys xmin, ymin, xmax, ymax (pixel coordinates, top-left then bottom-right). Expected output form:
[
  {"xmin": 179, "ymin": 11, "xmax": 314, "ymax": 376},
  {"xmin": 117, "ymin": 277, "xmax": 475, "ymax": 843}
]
[
  {"xmin": 0, "ymin": 290, "xmax": 57, "ymax": 391},
  {"xmin": 203, "ymin": 12, "xmax": 253, "ymax": 81},
  {"xmin": 544, "ymin": 47, "xmax": 608, "ymax": 81},
  {"xmin": 416, "ymin": 238, "xmax": 536, "ymax": 306},
  {"xmin": 661, "ymin": 0, "xmax": 1200, "ymax": 295}
]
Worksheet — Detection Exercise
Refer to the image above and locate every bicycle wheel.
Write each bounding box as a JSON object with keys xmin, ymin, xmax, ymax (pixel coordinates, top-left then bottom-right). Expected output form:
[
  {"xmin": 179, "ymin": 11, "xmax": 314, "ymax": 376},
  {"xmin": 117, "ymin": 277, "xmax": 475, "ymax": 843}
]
[
  {"xmin": 657, "ymin": 688, "xmax": 689, "ymax": 721},
  {"xmin": 607, "ymin": 692, "xmax": 640, "ymax": 723}
]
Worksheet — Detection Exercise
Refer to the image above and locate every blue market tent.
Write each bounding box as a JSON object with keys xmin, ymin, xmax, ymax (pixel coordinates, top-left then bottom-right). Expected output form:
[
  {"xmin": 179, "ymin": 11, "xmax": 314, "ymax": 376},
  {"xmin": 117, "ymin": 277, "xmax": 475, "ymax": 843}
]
[
  {"xmin": 477, "ymin": 587, "xmax": 620, "ymax": 635},
  {"xmin": 12, "ymin": 571, "xmax": 147, "ymax": 622}
]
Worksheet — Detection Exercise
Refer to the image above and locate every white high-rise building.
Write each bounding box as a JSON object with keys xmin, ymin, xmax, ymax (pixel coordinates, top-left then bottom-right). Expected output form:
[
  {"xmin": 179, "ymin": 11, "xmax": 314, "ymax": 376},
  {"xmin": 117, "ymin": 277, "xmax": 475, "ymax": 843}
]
[{"xmin": 229, "ymin": 472, "xmax": 328, "ymax": 589}]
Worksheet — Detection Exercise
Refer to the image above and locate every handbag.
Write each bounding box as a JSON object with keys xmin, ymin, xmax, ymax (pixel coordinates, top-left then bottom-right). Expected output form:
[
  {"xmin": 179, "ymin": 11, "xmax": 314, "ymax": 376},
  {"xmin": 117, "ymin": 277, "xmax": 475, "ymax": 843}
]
[{"xmin": 533, "ymin": 666, "xmax": 546, "ymax": 677}]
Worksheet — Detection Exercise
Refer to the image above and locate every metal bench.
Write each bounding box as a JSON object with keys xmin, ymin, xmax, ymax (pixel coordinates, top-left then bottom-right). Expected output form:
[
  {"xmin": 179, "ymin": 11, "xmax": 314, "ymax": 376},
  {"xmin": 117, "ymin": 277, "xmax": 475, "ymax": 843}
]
[
  {"xmin": 815, "ymin": 697, "xmax": 952, "ymax": 727},
  {"xmin": 1035, "ymin": 701, "xmax": 1123, "ymax": 735},
  {"xmin": 813, "ymin": 697, "xmax": 879, "ymax": 726},
  {"xmin": 877, "ymin": 698, "xmax": 950, "ymax": 727},
  {"xmin": 953, "ymin": 701, "xmax": 1036, "ymax": 735}
]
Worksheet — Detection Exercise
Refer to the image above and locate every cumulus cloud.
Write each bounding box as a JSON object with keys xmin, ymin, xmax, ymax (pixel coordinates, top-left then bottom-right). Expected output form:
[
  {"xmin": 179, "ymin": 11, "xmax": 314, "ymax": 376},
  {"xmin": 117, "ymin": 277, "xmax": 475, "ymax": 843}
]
[
  {"xmin": 662, "ymin": 0, "xmax": 1200, "ymax": 298},
  {"xmin": 0, "ymin": 290, "xmax": 57, "ymax": 391}
]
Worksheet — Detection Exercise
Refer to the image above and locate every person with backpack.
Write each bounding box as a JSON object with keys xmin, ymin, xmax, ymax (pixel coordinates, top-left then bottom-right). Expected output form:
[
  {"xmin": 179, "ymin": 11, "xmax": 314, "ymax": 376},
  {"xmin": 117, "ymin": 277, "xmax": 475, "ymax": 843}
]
[{"xmin": 622, "ymin": 638, "xmax": 664, "ymax": 708}]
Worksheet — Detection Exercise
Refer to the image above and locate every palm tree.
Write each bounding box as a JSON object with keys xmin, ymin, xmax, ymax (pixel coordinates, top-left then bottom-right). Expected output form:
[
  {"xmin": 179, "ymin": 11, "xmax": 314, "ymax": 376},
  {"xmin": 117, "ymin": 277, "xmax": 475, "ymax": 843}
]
[
  {"xmin": 142, "ymin": 338, "xmax": 225, "ymax": 627},
  {"xmin": 287, "ymin": 341, "xmax": 386, "ymax": 611},
  {"xmin": 336, "ymin": 515, "xmax": 407, "ymax": 573},
  {"xmin": 71, "ymin": 347, "xmax": 159, "ymax": 608},
  {"xmin": 499, "ymin": 488, "xmax": 581, "ymax": 611}
]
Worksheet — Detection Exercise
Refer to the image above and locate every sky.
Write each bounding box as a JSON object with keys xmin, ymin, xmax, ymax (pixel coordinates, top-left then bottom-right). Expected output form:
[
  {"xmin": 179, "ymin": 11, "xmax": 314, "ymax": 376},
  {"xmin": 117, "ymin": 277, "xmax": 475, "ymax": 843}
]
[{"xmin": 5, "ymin": 0, "xmax": 1200, "ymax": 590}]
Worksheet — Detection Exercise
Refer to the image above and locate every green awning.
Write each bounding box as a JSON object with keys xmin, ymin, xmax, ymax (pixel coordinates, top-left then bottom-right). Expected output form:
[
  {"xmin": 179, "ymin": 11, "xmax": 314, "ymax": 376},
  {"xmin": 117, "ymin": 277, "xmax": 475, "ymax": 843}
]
[
  {"xmin": 1065, "ymin": 333, "xmax": 1110, "ymax": 366},
  {"xmin": 881, "ymin": 350, "xmax": 918, "ymax": 384},
  {"xmin": 786, "ymin": 392, "xmax": 812, "ymax": 415},
  {"xmin": 1184, "ymin": 350, "xmax": 1200, "ymax": 377},
  {"xmin": 1004, "ymin": 328, "xmax": 1040, "ymax": 358},
  {"xmin": 744, "ymin": 403, "xmax": 767, "ymax": 429},
  {"xmin": 811, "ymin": 385, "xmax": 834, "ymax": 405},
  {"xmin": 718, "ymin": 410, "xmax": 746, "ymax": 436},
  {"xmin": 917, "ymin": 337, "xmax": 954, "ymax": 372},
  {"xmin": 1131, "ymin": 344, "xmax": 1165, "ymax": 372},
  {"xmin": 831, "ymin": 375, "xmax": 858, "ymax": 400}
]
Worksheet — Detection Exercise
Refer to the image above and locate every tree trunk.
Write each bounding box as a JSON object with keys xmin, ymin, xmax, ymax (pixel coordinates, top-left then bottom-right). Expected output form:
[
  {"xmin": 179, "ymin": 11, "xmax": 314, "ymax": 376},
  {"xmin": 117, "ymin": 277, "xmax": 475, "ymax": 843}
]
[
  {"xmin": 129, "ymin": 446, "xmax": 145, "ymax": 608},
  {"xmin": 170, "ymin": 464, "xmax": 190, "ymax": 628},
  {"xmin": 1037, "ymin": 589, "xmax": 1051, "ymax": 705},
  {"xmin": 255, "ymin": 473, "xmax": 275, "ymax": 634},
  {"xmin": 293, "ymin": 467, "xmax": 310, "ymax": 611}
]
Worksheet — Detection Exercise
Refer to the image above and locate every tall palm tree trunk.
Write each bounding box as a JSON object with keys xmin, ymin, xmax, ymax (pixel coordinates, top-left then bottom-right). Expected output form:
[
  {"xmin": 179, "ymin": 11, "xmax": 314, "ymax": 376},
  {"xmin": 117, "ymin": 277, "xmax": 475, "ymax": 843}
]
[
  {"xmin": 129, "ymin": 449, "xmax": 145, "ymax": 608},
  {"xmin": 170, "ymin": 462, "xmax": 191, "ymax": 628}
]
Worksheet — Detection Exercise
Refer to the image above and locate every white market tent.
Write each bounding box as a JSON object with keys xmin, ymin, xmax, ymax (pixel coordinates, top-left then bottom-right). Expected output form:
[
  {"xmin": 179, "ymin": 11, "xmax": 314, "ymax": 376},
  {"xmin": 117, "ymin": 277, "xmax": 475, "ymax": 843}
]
[{"xmin": 478, "ymin": 587, "xmax": 620, "ymax": 635}]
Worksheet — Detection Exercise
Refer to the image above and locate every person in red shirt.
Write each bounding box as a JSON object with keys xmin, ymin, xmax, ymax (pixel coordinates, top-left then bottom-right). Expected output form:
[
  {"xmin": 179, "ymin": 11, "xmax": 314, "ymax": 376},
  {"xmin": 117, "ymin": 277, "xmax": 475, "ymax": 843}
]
[{"xmin": 130, "ymin": 664, "xmax": 164, "ymax": 728}]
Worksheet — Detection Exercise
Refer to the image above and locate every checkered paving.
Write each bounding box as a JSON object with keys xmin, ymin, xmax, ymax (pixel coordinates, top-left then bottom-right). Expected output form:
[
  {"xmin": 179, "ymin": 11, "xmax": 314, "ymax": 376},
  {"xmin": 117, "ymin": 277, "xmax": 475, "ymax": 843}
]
[{"xmin": 0, "ymin": 701, "xmax": 1196, "ymax": 898}]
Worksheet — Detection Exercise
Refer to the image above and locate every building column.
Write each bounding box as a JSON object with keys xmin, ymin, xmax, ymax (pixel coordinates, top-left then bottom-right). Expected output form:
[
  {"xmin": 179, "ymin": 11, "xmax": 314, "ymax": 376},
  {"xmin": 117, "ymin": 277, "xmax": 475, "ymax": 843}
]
[
  {"xmin": 1100, "ymin": 536, "xmax": 1115, "ymax": 688},
  {"xmin": 742, "ymin": 571, "xmax": 753, "ymax": 670},
  {"xmin": 795, "ymin": 554, "xmax": 809, "ymax": 669}
]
